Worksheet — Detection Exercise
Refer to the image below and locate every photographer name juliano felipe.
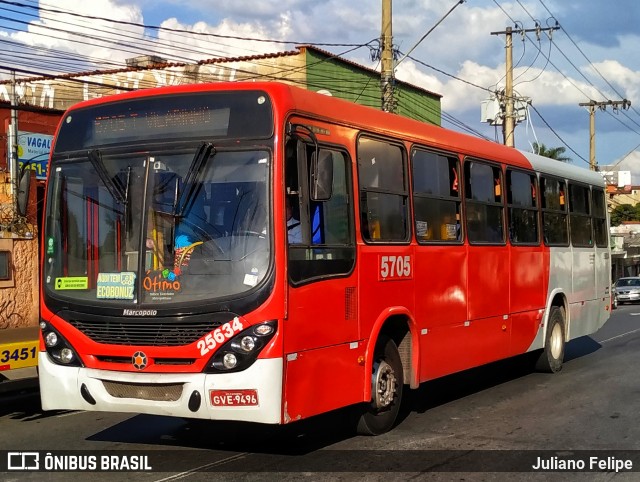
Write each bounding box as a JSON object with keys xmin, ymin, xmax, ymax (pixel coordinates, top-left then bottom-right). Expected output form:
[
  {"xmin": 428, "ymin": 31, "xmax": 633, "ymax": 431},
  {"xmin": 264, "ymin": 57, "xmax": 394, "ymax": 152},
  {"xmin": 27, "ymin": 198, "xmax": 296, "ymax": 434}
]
[{"xmin": 532, "ymin": 455, "xmax": 632, "ymax": 473}]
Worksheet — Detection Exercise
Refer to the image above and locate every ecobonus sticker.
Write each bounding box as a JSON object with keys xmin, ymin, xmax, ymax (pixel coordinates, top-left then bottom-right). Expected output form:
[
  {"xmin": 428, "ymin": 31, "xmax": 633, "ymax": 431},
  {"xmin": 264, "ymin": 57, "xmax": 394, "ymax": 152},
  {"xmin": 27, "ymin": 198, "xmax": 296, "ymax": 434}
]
[{"xmin": 96, "ymin": 272, "xmax": 136, "ymax": 299}]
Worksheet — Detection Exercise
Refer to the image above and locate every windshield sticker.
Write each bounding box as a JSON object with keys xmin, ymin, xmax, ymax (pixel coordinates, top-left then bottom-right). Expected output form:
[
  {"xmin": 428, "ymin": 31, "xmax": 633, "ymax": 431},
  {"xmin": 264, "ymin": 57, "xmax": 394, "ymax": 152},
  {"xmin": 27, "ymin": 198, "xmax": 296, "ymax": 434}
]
[
  {"xmin": 46, "ymin": 237, "xmax": 55, "ymax": 255},
  {"xmin": 96, "ymin": 272, "xmax": 136, "ymax": 300},
  {"xmin": 143, "ymin": 269, "xmax": 182, "ymax": 301},
  {"xmin": 54, "ymin": 277, "xmax": 88, "ymax": 290},
  {"xmin": 243, "ymin": 267, "xmax": 259, "ymax": 287}
]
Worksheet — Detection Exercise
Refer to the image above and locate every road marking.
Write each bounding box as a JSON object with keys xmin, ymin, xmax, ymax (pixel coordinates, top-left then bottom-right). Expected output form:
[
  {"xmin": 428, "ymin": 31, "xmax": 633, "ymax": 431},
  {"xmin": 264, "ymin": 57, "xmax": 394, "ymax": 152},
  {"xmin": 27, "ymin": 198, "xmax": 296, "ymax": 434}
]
[
  {"xmin": 153, "ymin": 453, "xmax": 248, "ymax": 481},
  {"xmin": 599, "ymin": 327, "xmax": 640, "ymax": 344}
]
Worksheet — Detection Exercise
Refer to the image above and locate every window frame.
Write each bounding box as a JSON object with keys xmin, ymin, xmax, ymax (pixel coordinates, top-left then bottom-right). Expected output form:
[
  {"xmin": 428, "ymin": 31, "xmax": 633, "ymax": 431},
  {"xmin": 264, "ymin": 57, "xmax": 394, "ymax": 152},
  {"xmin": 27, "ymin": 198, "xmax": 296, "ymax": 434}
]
[
  {"xmin": 540, "ymin": 175, "xmax": 569, "ymax": 247},
  {"xmin": 286, "ymin": 137, "xmax": 356, "ymax": 286},
  {"xmin": 411, "ymin": 146, "xmax": 462, "ymax": 244},
  {"xmin": 506, "ymin": 167, "xmax": 540, "ymax": 246},
  {"xmin": 0, "ymin": 250, "xmax": 10, "ymax": 281},
  {"xmin": 592, "ymin": 186, "xmax": 608, "ymax": 248},
  {"xmin": 568, "ymin": 181, "xmax": 593, "ymax": 248},
  {"xmin": 357, "ymin": 134, "xmax": 410, "ymax": 244},
  {"xmin": 463, "ymin": 157, "xmax": 506, "ymax": 245}
]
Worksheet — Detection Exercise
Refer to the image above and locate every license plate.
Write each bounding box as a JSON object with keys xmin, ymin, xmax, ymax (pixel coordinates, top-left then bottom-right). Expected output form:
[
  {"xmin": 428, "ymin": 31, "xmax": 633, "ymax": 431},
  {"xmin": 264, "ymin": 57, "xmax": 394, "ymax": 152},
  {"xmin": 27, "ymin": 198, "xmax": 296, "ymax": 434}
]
[{"xmin": 210, "ymin": 389, "xmax": 258, "ymax": 407}]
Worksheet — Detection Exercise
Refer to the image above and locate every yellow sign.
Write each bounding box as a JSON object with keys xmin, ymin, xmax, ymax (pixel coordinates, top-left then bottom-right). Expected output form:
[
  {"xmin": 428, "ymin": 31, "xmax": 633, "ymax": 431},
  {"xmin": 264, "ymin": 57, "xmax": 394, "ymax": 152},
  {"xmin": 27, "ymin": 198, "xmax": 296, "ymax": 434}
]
[
  {"xmin": 0, "ymin": 339, "xmax": 38, "ymax": 370},
  {"xmin": 54, "ymin": 277, "xmax": 89, "ymax": 290}
]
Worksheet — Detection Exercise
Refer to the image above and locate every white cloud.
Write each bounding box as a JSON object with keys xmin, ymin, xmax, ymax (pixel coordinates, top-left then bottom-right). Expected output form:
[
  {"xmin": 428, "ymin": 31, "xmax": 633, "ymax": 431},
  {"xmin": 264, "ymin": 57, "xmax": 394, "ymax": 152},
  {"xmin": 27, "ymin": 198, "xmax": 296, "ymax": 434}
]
[
  {"xmin": 589, "ymin": 60, "xmax": 640, "ymax": 101},
  {"xmin": 10, "ymin": 0, "xmax": 144, "ymax": 67},
  {"xmin": 158, "ymin": 17, "xmax": 282, "ymax": 61}
]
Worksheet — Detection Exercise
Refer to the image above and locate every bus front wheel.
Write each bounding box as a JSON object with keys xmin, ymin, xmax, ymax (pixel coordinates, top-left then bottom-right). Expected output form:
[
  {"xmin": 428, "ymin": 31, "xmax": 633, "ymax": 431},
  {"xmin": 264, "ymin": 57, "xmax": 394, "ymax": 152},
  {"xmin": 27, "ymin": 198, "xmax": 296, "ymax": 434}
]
[
  {"xmin": 357, "ymin": 335, "xmax": 403, "ymax": 435},
  {"xmin": 536, "ymin": 306, "xmax": 566, "ymax": 373}
]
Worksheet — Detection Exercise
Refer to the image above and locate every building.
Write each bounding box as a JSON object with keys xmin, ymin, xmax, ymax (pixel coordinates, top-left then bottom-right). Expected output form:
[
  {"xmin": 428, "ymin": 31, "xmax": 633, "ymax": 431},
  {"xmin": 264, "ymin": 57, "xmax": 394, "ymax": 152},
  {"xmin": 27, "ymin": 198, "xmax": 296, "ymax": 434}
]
[{"xmin": 0, "ymin": 45, "xmax": 443, "ymax": 330}]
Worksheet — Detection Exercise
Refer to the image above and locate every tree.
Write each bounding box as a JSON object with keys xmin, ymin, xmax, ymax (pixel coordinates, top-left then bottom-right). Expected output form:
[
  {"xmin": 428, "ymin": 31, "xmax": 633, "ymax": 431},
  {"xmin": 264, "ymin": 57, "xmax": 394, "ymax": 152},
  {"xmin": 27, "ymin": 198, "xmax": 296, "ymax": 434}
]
[
  {"xmin": 610, "ymin": 203, "xmax": 640, "ymax": 226},
  {"xmin": 531, "ymin": 142, "xmax": 571, "ymax": 163}
]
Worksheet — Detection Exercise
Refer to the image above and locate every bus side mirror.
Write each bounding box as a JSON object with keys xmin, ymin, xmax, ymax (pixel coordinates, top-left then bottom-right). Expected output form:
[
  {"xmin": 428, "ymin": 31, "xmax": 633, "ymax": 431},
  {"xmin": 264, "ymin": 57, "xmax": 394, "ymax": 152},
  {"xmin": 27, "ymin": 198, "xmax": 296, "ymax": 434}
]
[
  {"xmin": 16, "ymin": 166, "xmax": 32, "ymax": 217},
  {"xmin": 310, "ymin": 150, "xmax": 333, "ymax": 201}
]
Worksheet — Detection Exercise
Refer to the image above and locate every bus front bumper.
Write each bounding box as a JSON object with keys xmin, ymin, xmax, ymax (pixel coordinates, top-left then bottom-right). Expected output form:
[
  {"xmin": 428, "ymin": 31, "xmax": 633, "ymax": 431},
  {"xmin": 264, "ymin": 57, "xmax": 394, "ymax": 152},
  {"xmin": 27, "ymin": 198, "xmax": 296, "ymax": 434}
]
[{"xmin": 38, "ymin": 352, "xmax": 283, "ymax": 424}]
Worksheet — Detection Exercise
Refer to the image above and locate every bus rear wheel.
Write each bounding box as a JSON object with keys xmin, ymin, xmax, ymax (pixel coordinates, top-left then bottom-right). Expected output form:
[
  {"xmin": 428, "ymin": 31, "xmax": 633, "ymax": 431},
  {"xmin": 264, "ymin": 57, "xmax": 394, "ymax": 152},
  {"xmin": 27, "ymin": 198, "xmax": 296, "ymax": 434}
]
[
  {"xmin": 357, "ymin": 335, "xmax": 403, "ymax": 436},
  {"xmin": 536, "ymin": 306, "xmax": 565, "ymax": 373}
]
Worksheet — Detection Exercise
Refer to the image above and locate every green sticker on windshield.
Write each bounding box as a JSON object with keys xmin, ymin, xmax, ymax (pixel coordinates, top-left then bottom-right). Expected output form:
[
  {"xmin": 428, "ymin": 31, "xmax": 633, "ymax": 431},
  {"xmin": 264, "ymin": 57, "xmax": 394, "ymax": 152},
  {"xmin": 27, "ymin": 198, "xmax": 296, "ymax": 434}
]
[
  {"xmin": 55, "ymin": 277, "xmax": 88, "ymax": 290},
  {"xmin": 46, "ymin": 237, "xmax": 55, "ymax": 254}
]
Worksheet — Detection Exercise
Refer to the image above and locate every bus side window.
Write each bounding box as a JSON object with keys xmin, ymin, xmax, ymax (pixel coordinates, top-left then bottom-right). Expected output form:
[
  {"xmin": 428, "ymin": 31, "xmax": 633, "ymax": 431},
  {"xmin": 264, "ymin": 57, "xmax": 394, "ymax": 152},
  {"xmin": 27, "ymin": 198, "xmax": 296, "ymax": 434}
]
[
  {"xmin": 357, "ymin": 137, "xmax": 409, "ymax": 243},
  {"xmin": 507, "ymin": 169, "xmax": 539, "ymax": 245},
  {"xmin": 288, "ymin": 145, "xmax": 354, "ymax": 284},
  {"xmin": 465, "ymin": 160, "xmax": 504, "ymax": 244},
  {"xmin": 412, "ymin": 148, "xmax": 461, "ymax": 243}
]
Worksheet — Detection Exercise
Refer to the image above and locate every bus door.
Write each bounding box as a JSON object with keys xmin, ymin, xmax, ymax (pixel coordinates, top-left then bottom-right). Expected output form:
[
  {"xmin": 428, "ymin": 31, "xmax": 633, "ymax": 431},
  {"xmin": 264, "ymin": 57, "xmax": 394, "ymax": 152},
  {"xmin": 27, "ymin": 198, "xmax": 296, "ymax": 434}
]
[
  {"xmin": 463, "ymin": 161, "xmax": 510, "ymax": 366},
  {"xmin": 591, "ymin": 187, "xmax": 610, "ymax": 332},
  {"xmin": 506, "ymin": 169, "xmax": 546, "ymax": 356},
  {"xmin": 568, "ymin": 183, "xmax": 598, "ymax": 336},
  {"xmin": 282, "ymin": 138, "xmax": 360, "ymax": 421}
]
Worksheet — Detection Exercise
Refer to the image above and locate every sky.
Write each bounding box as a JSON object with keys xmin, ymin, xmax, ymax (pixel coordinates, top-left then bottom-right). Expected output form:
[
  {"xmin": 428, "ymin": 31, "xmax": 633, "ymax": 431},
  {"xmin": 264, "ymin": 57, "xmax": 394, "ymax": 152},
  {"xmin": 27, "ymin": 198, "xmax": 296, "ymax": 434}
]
[{"xmin": 1, "ymin": 0, "xmax": 640, "ymax": 178}]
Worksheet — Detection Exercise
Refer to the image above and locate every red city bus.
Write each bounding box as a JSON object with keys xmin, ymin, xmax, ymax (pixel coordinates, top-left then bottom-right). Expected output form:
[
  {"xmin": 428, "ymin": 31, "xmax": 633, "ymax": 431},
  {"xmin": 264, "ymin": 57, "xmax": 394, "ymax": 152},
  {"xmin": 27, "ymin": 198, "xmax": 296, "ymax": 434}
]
[{"xmin": 39, "ymin": 82, "xmax": 611, "ymax": 435}]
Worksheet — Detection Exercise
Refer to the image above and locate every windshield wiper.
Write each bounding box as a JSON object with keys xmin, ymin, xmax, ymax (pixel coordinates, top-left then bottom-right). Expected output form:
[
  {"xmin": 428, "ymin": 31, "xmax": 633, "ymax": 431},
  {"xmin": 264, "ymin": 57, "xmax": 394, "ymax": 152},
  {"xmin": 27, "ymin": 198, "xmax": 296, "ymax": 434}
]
[
  {"xmin": 176, "ymin": 142, "xmax": 215, "ymax": 217},
  {"xmin": 87, "ymin": 149, "xmax": 127, "ymax": 205}
]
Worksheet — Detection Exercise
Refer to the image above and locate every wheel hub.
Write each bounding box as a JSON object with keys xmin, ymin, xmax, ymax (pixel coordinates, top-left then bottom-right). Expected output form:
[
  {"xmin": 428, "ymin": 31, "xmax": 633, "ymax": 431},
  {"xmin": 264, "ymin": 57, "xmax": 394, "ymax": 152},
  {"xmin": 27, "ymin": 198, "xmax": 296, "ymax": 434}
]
[
  {"xmin": 550, "ymin": 323, "xmax": 563, "ymax": 359},
  {"xmin": 372, "ymin": 359, "xmax": 397, "ymax": 409}
]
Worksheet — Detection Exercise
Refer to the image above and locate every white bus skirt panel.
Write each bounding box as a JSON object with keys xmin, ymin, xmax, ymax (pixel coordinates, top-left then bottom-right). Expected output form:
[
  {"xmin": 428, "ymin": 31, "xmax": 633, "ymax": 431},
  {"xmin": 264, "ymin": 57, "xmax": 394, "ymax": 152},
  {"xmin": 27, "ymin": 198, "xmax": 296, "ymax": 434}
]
[{"xmin": 38, "ymin": 352, "xmax": 283, "ymax": 424}]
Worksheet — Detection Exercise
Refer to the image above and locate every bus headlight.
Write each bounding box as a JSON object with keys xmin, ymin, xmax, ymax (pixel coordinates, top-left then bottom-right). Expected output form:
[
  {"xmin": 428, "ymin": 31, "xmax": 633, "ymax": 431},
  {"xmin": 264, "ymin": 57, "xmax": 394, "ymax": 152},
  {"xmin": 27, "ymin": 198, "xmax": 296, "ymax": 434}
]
[
  {"xmin": 45, "ymin": 331, "xmax": 58, "ymax": 347},
  {"xmin": 204, "ymin": 321, "xmax": 277, "ymax": 373},
  {"xmin": 40, "ymin": 321, "xmax": 83, "ymax": 367},
  {"xmin": 60, "ymin": 348, "xmax": 75, "ymax": 364},
  {"xmin": 223, "ymin": 353, "xmax": 238, "ymax": 369},
  {"xmin": 239, "ymin": 336, "xmax": 255, "ymax": 352}
]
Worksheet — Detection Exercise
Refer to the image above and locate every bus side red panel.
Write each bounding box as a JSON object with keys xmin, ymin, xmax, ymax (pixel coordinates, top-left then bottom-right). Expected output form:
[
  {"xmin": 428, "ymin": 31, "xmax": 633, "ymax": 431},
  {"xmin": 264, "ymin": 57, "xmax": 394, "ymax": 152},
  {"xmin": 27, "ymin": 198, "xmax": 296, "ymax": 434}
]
[
  {"xmin": 283, "ymin": 342, "xmax": 365, "ymax": 422},
  {"xmin": 413, "ymin": 245, "xmax": 468, "ymax": 381},
  {"xmin": 509, "ymin": 246, "xmax": 547, "ymax": 355}
]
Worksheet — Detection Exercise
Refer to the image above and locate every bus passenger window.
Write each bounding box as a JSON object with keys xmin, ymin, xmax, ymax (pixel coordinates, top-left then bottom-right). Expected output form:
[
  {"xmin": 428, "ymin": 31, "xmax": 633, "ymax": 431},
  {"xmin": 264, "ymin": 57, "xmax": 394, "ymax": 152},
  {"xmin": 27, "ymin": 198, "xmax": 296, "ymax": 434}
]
[
  {"xmin": 358, "ymin": 137, "xmax": 409, "ymax": 242},
  {"xmin": 507, "ymin": 169, "xmax": 539, "ymax": 245},
  {"xmin": 465, "ymin": 160, "xmax": 504, "ymax": 244},
  {"xmin": 412, "ymin": 149, "xmax": 461, "ymax": 243}
]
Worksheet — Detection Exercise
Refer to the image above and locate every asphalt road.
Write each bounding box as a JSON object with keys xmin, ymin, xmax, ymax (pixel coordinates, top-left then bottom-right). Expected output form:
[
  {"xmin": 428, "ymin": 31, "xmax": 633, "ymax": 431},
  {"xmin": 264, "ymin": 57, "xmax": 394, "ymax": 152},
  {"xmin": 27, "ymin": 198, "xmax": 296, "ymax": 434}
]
[{"xmin": 1, "ymin": 306, "xmax": 640, "ymax": 481}]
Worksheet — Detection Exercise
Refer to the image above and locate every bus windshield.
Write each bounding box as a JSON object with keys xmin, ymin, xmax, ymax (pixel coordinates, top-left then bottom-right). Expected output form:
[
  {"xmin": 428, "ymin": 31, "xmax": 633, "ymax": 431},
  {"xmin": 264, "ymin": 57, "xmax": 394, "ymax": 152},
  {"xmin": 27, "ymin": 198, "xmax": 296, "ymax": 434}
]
[{"xmin": 44, "ymin": 144, "xmax": 271, "ymax": 306}]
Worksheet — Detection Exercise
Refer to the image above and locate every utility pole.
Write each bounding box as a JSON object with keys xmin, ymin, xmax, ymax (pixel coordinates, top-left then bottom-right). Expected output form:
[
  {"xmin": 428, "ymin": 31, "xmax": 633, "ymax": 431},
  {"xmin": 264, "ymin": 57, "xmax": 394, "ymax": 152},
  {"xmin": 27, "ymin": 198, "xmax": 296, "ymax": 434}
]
[
  {"xmin": 578, "ymin": 99, "xmax": 631, "ymax": 171},
  {"xmin": 504, "ymin": 26, "xmax": 514, "ymax": 147},
  {"xmin": 491, "ymin": 24, "xmax": 559, "ymax": 147},
  {"xmin": 8, "ymin": 70, "xmax": 19, "ymax": 215},
  {"xmin": 380, "ymin": 0, "xmax": 395, "ymax": 112}
]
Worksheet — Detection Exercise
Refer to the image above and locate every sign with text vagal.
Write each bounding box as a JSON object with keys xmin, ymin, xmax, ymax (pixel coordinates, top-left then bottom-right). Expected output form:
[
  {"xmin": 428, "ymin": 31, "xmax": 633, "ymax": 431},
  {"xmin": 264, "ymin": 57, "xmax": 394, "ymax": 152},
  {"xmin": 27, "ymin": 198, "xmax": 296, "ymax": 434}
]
[{"xmin": 17, "ymin": 131, "xmax": 53, "ymax": 180}]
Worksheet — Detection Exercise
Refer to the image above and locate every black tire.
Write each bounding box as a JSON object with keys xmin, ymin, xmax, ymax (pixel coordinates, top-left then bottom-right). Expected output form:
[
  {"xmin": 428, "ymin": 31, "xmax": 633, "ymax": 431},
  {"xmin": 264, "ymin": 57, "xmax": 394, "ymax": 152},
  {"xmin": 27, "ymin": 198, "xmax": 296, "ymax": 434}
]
[
  {"xmin": 356, "ymin": 335, "xmax": 404, "ymax": 436},
  {"xmin": 535, "ymin": 306, "xmax": 565, "ymax": 373}
]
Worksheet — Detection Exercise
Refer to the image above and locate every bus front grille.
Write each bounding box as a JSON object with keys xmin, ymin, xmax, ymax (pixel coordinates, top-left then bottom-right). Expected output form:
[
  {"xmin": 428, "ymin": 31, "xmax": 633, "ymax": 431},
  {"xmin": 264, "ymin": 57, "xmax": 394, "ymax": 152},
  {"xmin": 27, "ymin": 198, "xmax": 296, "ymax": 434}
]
[
  {"xmin": 96, "ymin": 355, "xmax": 196, "ymax": 366},
  {"xmin": 102, "ymin": 380, "xmax": 183, "ymax": 402},
  {"xmin": 68, "ymin": 320, "xmax": 220, "ymax": 346}
]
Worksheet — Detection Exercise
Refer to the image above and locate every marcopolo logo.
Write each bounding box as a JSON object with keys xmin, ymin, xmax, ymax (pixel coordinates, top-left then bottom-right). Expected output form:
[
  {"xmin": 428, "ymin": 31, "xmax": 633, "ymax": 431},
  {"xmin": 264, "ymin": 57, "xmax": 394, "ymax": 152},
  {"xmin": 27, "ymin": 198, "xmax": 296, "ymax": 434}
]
[{"xmin": 122, "ymin": 309, "xmax": 158, "ymax": 316}]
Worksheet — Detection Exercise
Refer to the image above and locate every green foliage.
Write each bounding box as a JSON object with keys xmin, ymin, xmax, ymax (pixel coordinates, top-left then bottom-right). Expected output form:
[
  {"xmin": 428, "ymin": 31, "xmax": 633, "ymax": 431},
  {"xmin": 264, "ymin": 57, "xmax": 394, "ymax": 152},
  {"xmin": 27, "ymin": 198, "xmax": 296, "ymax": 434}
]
[
  {"xmin": 610, "ymin": 203, "xmax": 640, "ymax": 226},
  {"xmin": 531, "ymin": 142, "xmax": 571, "ymax": 163}
]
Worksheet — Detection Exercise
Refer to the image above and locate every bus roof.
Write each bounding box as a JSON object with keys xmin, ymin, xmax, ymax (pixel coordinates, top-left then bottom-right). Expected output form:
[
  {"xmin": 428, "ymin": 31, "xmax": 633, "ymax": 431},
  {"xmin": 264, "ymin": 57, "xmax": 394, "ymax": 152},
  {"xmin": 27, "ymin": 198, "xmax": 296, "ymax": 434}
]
[{"xmin": 63, "ymin": 81, "xmax": 602, "ymax": 185}]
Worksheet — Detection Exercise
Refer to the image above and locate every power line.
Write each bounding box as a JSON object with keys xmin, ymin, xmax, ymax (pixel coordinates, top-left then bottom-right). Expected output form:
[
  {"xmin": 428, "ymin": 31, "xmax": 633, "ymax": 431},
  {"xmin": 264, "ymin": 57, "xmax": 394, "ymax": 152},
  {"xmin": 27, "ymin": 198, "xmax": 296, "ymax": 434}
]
[
  {"xmin": 0, "ymin": 0, "xmax": 365, "ymax": 48},
  {"xmin": 528, "ymin": 104, "xmax": 589, "ymax": 166}
]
